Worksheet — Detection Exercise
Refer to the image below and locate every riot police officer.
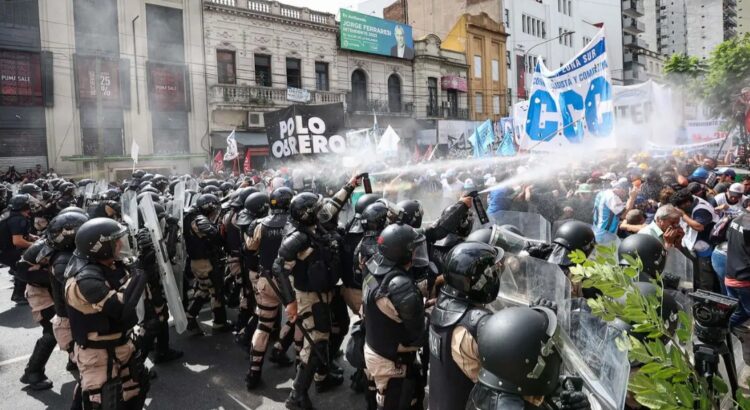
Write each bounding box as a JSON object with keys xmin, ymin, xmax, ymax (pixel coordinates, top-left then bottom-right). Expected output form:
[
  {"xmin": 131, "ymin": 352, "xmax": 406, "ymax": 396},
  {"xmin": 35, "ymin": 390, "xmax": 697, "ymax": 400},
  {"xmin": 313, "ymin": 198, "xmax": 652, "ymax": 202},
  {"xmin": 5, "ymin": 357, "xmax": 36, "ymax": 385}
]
[
  {"xmin": 352, "ymin": 201, "xmax": 390, "ymax": 312},
  {"xmin": 545, "ymin": 220, "xmax": 596, "ymax": 268},
  {"xmin": 243, "ymin": 187, "xmax": 295, "ymax": 389},
  {"xmin": 362, "ymin": 223, "xmax": 428, "ymax": 410},
  {"xmin": 428, "ymin": 241, "xmax": 503, "ymax": 410},
  {"xmin": 467, "ymin": 305, "xmax": 590, "ymax": 410},
  {"xmin": 0, "ymin": 194, "xmax": 37, "ymax": 304},
  {"xmin": 136, "ymin": 201, "xmax": 184, "ymax": 364},
  {"xmin": 618, "ymin": 233, "xmax": 667, "ymax": 281},
  {"xmin": 16, "ymin": 239, "xmax": 56, "ymax": 390},
  {"xmin": 184, "ymin": 193, "xmax": 230, "ymax": 334},
  {"xmin": 275, "ymin": 176, "xmax": 360, "ymax": 409},
  {"xmin": 341, "ymin": 193, "xmax": 381, "ymax": 310},
  {"xmin": 64, "ymin": 218, "xmax": 150, "ymax": 409}
]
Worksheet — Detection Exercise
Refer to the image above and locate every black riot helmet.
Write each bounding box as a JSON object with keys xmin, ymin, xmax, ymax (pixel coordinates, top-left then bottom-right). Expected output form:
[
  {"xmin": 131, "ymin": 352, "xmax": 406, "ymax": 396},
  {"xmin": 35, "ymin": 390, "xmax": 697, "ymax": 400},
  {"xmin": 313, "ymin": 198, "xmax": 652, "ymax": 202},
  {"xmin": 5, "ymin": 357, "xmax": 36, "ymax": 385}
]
[
  {"xmin": 244, "ymin": 192, "xmax": 270, "ymax": 218},
  {"xmin": 553, "ymin": 220, "xmax": 596, "ymax": 255},
  {"xmin": 9, "ymin": 194, "xmax": 32, "ymax": 212},
  {"xmin": 443, "ymin": 241, "xmax": 504, "ymax": 304},
  {"xmin": 477, "ymin": 306, "xmax": 562, "ymax": 396},
  {"xmin": 77, "ymin": 179, "xmax": 95, "ymax": 187},
  {"xmin": 99, "ymin": 189, "xmax": 121, "ymax": 202},
  {"xmin": 465, "ymin": 227, "xmax": 495, "ymax": 244},
  {"xmin": 220, "ymin": 181, "xmax": 234, "ymax": 195},
  {"xmin": 355, "ymin": 193, "xmax": 381, "ymax": 215},
  {"xmin": 22, "ymin": 239, "xmax": 52, "ymax": 265},
  {"xmin": 618, "ymin": 234, "xmax": 667, "ymax": 278},
  {"xmin": 74, "ymin": 218, "xmax": 129, "ymax": 260},
  {"xmin": 58, "ymin": 206, "xmax": 87, "ymax": 216},
  {"xmin": 138, "ymin": 184, "xmax": 158, "ymax": 195},
  {"xmin": 196, "ymin": 194, "xmax": 221, "ymax": 215},
  {"xmin": 230, "ymin": 187, "xmax": 259, "ymax": 209},
  {"xmin": 377, "ymin": 223, "xmax": 427, "ymax": 267},
  {"xmin": 47, "ymin": 212, "xmax": 89, "ymax": 251},
  {"xmin": 20, "ymin": 183, "xmax": 42, "ymax": 198},
  {"xmin": 132, "ymin": 169, "xmax": 145, "ymax": 179},
  {"xmin": 168, "ymin": 179, "xmax": 180, "ymax": 196},
  {"xmin": 201, "ymin": 185, "xmax": 222, "ymax": 196},
  {"xmin": 360, "ymin": 202, "xmax": 389, "ymax": 232},
  {"xmin": 397, "ymin": 199, "xmax": 424, "ymax": 228},
  {"xmin": 151, "ymin": 174, "xmax": 169, "ymax": 192},
  {"xmin": 136, "ymin": 192, "xmax": 161, "ymax": 205},
  {"xmin": 270, "ymin": 186, "xmax": 294, "ymax": 211},
  {"xmin": 289, "ymin": 192, "xmax": 322, "ymax": 226},
  {"xmin": 137, "ymin": 201, "xmax": 166, "ymax": 226},
  {"xmin": 58, "ymin": 182, "xmax": 76, "ymax": 196},
  {"xmin": 141, "ymin": 173, "xmax": 154, "ymax": 182}
]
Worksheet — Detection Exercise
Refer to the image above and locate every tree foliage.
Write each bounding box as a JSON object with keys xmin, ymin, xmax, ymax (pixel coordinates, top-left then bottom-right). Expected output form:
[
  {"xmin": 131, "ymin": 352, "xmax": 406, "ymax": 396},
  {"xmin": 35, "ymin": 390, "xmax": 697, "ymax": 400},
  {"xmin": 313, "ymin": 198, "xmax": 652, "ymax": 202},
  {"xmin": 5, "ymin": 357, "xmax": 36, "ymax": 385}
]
[
  {"xmin": 568, "ymin": 246, "xmax": 750, "ymax": 409},
  {"xmin": 702, "ymin": 34, "xmax": 750, "ymax": 121}
]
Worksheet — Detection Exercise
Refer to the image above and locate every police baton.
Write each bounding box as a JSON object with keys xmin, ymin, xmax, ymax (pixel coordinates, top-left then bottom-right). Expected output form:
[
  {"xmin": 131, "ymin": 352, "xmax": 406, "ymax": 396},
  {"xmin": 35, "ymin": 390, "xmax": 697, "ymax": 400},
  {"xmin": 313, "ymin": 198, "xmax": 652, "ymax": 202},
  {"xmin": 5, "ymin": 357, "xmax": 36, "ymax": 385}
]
[{"xmin": 263, "ymin": 273, "xmax": 328, "ymax": 365}]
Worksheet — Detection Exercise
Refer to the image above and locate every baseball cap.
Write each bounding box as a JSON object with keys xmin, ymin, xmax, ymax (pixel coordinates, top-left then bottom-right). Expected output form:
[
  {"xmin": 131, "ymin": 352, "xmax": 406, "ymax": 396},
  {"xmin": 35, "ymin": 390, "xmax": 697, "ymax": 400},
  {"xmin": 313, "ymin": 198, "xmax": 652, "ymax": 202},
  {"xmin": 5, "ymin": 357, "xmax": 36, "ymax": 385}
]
[
  {"xmin": 717, "ymin": 168, "xmax": 737, "ymax": 179},
  {"xmin": 729, "ymin": 183, "xmax": 744, "ymax": 196},
  {"xmin": 576, "ymin": 183, "xmax": 593, "ymax": 194},
  {"xmin": 612, "ymin": 178, "xmax": 630, "ymax": 191}
]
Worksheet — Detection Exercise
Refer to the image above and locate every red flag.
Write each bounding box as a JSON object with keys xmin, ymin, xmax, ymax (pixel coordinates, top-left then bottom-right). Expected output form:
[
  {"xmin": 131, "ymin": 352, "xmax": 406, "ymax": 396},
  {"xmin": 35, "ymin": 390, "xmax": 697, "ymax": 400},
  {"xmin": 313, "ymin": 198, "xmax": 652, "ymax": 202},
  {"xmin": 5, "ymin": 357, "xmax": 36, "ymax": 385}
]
[
  {"xmin": 231, "ymin": 159, "xmax": 239, "ymax": 176},
  {"xmin": 243, "ymin": 148, "xmax": 252, "ymax": 174},
  {"xmin": 213, "ymin": 150, "xmax": 224, "ymax": 173},
  {"xmin": 412, "ymin": 145, "xmax": 421, "ymax": 163},
  {"xmin": 421, "ymin": 145, "xmax": 433, "ymax": 162}
]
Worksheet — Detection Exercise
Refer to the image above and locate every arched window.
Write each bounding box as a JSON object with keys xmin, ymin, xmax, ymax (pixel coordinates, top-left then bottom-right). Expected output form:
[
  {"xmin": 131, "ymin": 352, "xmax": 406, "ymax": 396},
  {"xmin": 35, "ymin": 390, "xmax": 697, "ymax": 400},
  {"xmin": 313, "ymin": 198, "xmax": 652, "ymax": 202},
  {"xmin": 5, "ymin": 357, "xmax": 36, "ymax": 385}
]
[
  {"xmin": 351, "ymin": 69, "xmax": 367, "ymax": 111},
  {"xmin": 388, "ymin": 74, "xmax": 401, "ymax": 113}
]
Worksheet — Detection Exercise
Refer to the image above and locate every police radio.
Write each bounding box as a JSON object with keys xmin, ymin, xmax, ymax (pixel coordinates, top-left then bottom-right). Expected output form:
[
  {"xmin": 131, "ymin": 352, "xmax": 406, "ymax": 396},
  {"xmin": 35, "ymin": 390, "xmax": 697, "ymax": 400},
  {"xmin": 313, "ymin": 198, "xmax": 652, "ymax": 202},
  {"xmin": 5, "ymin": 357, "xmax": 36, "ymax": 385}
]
[{"xmin": 468, "ymin": 191, "xmax": 489, "ymax": 225}]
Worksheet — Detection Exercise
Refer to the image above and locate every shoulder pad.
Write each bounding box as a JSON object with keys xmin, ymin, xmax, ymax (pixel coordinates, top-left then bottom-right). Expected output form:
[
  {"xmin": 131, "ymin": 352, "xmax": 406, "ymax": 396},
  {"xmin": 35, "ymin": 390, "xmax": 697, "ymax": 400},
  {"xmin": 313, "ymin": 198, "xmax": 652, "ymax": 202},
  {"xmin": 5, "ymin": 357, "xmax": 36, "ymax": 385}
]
[
  {"xmin": 263, "ymin": 213, "xmax": 288, "ymax": 228},
  {"xmin": 458, "ymin": 307, "xmax": 491, "ymax": 339},
  {"xmin": 433, "ymin": 233, "xmax": 463, "ymax": 249},
  {"xmin": 136, "ymin": 228, "xmax": 152, "ymax": 246},
  {"xmin": 51, "ymin": 251, "xmax": 73, "ymax": 282},
  {"xmin": 386, "ymin": 274, "xmax": 423, "ymax": 322},
  {"xmin": 76, "ymin": 268, "xmax": 111, "ymax": 304},
  {"xmin": 279, "ymin": 230, "xmax": 309, "ymax": 260},
  {"xmin": 64, "ymin": 254, "xmax": 90, "ymax": 279},
  {"xmin": 235, "ymin": 210, "xmax": 254, "ymax": 227},
  {"xmin": 430, "ymin": 293, "xmax": 471, "ymax": 328},
  {"xmin": 193, "ymin": 214, "xmax": 217, "ymax": 235}
]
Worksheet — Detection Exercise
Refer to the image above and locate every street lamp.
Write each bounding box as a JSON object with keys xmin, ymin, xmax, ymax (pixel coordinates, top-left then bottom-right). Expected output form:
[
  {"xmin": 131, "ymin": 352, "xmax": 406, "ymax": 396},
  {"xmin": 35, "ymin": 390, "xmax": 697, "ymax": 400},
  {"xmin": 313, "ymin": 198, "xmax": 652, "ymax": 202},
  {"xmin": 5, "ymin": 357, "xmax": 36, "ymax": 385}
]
[{"xmin": 522, "ymin": 30, "xmax": 575, "ymax": 98}]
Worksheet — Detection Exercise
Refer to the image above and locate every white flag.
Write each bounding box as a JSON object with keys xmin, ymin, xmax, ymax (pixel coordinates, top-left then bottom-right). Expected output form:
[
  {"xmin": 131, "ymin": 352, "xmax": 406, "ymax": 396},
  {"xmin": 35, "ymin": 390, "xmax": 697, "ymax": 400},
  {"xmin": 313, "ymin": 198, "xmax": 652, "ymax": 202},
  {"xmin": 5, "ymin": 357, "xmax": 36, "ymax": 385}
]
[
  {"xmin": 376, "ymin": 125, "xmax": 400, "ymax": 154},
  {"xmin": 131, "ymin": 139, "xmax": 139, "ymax": 164},
  {"xmin": 224, "ymin": 129, "xmax": 239, "ymax": 161}
]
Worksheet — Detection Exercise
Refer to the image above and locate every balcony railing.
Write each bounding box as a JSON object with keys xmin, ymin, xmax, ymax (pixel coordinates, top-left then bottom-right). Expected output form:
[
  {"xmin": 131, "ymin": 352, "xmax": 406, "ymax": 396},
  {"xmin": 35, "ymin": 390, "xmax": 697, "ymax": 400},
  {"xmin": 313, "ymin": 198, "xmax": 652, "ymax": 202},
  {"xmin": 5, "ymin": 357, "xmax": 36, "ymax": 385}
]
[
  {"xmin": 622, "ymin": 0, "xmax": 644, "ymax": 17},
  {"xmin": 623, "ymin": 17, "xmax": 645, "ymax": 34},
  {"xmin": 422, "ymin": 103, "xmax": 469, "ymax": 119},
  {"xmin": 211, "ymin": 84, "xmax": 344, "ymax": 106},
  {"xmin": 426, "ymin": 104, "xmax": 441, "ymax": 117},
  {"xmin": 346, "ymin": 95, "xmax": 414, "ymax": 115},
  {"xmin": 206, "ymin": 0, "xmax": 335, "ymax": 25}
]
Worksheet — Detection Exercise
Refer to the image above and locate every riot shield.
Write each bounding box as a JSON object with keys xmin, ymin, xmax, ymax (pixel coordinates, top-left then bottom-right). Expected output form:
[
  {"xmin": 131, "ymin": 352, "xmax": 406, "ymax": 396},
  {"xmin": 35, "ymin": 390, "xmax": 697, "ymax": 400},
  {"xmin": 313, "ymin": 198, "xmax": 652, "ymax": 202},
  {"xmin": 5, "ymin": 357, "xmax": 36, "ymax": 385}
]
[
  {"xmin": 83, "ymin": 183, "xmax": 95, "ymax": 208},
  {"xmin": 494, "ymin": 254, "xmax": 571, "ymax": 332},
  {"xmin": 139, "ymin": 195, "xmax": 188, "ymax": 333},
  {"xmin": 488, "ymin": 224, "xmax": 547, "ymax": 255},
  {"xmin": 662, "ymin": 248, "xmax": 693, "ymax": 291},
  {"xmin": 121, "ymin": 190, "xmax": 138, "ymax": 237},
  {"xmin": 170, "ymin": 181, "xmax": 186, "ymax": 295},
  {"xmin": 556, "ymin": 306, "xmax": 630, "ymax": 410},
  {"xmin": 488, "ymin": 210, "xmax": 552, "ymax": 242},
  {"xmin": 95, "ymin": 179, "xmax": 108, "ymax": 196}
]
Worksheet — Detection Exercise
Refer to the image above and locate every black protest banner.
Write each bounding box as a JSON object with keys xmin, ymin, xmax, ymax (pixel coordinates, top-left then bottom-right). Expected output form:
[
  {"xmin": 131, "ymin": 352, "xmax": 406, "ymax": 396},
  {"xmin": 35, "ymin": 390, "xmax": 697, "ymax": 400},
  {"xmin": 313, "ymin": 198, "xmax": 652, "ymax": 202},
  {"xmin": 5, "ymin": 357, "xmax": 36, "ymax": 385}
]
[{"xmin": 264, "ymin": 102, "xmax": 346, "ymax": 159}]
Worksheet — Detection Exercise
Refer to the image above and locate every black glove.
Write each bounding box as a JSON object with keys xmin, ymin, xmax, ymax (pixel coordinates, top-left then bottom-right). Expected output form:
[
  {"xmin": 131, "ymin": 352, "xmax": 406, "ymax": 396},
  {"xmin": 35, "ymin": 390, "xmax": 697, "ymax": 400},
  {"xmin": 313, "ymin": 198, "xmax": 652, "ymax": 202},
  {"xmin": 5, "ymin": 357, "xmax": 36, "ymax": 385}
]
[
  {"xmin": 525, "ymin": 242, "xmax": 554, "ymax": 259},
  {"xmin": 558, "ymin": 389, "xmax": 591, "ymax": 410},
  {"xmin": 531, "ymin": 297, "xmax": 558, "ymax": 314}
]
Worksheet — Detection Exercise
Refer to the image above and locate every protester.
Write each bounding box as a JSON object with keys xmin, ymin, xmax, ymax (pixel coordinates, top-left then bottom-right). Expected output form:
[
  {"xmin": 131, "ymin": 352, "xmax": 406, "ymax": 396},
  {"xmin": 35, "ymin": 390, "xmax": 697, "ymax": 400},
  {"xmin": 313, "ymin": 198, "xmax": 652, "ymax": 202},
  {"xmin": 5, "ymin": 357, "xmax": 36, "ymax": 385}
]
[{"xmin": 592, "ymin": 179, "xmax": 638, "ymax": 245}]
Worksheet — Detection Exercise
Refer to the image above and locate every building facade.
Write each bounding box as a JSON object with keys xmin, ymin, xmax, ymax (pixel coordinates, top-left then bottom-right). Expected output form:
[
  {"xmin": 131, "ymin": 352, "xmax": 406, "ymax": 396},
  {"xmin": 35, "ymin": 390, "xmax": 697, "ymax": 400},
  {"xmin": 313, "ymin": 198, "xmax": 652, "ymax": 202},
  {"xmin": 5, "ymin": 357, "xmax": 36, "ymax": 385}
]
[
  {"xmin": 29, "ymin": 0, "xmax": 210, "ymax": 179},
  {"xmin": 441, "ymin": 13, "xmax": 509, "ymax": 120},
  {"xmin": 659, "ymin": 0, "xmax": 738, "ymax": 60}
]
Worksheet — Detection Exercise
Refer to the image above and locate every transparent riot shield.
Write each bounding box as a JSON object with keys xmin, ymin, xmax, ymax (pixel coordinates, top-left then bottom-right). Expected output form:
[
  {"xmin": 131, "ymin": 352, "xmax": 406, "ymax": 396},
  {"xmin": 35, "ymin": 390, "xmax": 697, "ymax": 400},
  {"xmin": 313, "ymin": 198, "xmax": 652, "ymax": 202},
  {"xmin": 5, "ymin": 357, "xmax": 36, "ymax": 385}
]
[
  {"xmin": 662, "ymin": 248, "xmax": 694, "ymax": 292},
  {"xmin": 556, "ymin": 307, "xmax": 630, "ymax": 410},
  {"xmin": 10, "ymin": 183, "xmax": 19, "ymax": 196},
  {"xmin": 121, "ymin": 190, "xmax": 138, "ymax": 237},
  {"xmin": 488, "ymin": 210, "xmax": 552, "ymax": 242},
  {"xmin": 170, "ymin": 181, "xmax": 186, "ymax": 295},
  {"xmin": 494, "ymin": 254, "xmax": 571, "ymax": 332},
  {"xmin": 83, "ymin": 183, "xmax": 95, "ymax": 208},
  {"xmin": 139, "ymin": 195, "xmax": 188, "ymax": 334},
  {"xmin": 488, "ymin": 224, "xmax": 547, "ymax": 255},
  {"xmin": 95, "ymin": 179, "xmax": 108, "ymax": 196}
]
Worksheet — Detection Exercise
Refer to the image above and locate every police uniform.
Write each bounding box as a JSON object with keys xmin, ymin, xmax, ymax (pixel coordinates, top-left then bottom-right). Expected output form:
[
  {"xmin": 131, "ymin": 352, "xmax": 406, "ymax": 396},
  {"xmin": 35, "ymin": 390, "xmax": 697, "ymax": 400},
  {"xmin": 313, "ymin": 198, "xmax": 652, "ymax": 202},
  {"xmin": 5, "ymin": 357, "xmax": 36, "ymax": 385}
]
[{"xmin": 0, "ymin": 207, "xmax": 32, "ymax": 301}]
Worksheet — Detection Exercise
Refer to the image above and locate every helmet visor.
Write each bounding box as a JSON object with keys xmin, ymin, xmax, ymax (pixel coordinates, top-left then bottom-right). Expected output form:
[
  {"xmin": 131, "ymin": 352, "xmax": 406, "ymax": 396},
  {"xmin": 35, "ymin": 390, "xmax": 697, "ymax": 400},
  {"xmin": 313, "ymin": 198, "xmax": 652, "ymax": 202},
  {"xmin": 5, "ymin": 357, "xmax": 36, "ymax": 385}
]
[{"xmin": 412, "ymin": 237, "xmax": 429, "ymax": 268}]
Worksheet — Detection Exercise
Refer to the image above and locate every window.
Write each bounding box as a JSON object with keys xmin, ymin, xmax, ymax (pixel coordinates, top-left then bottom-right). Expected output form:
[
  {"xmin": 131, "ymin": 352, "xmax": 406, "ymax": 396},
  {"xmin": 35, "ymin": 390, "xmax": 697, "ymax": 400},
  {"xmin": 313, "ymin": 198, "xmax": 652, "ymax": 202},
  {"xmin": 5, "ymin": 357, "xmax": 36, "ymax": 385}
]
[
  {"xmin": 506, "ymin": 50, "xmax": 512, "ymax": 69},
  {"xmin": 388, "ymin": 74, "xmax": 402, "ymax": 112},
  {"xmin": 286, "ymin": 57, "xmax": 301, "ymax": 88},
  {"xmin": 315, "ymin": 62, "xmax": 329, "ymax": 91},
  {"xmin": 567, "ymin": 0, "xmax": 572, "ymax": 15},
  {"xmin": 504, "ymin": 9, "xmax": 510, "ymax": 28},
  {"xmin": 351, "ymin": 69, "xmax": 367, "ymax": 111},
  {"xmin": 427, "ymin": 77, "xmax": 438, "ymax": 116},
  {"xmin": 542, "ymin": 22, "xmax": 546, "ymax": 38},
  {"xmin": 493, "ymin": 95, "xmax": 501, "ymax": 115},
  {"xmin": 558, "ymin": 0, "xmax": 562, "ymax": 12},
  {"xmin": 217, "ymin": 50, "xmax": 236, "ymax": 84},
  {"xmin": 254, "ymin": 54, "xmax": 272, "ymax": 87},
  {"xmin": 474, "ymin": 55, "xmax": 482, "ymax": 78},
  {"xmin": 522, "ymin": 16, "xmax": 526, "ymax": 32},
  {"xmin": 527, "ymin": 55, "xmax": 534, "ymax": 73},
  {"xmin": 475, "ymin": 93, "xmax": 483, "ymax": 114},
  {"xmin": 492, "ymin": 59, "xmax": 499, "ymax": 81}
]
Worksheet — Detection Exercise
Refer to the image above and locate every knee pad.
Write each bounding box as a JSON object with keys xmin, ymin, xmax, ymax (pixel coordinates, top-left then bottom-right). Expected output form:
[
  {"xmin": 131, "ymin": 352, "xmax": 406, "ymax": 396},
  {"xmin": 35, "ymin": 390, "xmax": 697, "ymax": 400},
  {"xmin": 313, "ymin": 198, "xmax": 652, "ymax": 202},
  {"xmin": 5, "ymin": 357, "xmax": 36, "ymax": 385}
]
[
  {"xmin": 311, "ymin": 302, "xmax": 331, "ymax": 333},
  {"xmin": 382, "ymin": 376, "xmax": 417, "ymax": 410}
]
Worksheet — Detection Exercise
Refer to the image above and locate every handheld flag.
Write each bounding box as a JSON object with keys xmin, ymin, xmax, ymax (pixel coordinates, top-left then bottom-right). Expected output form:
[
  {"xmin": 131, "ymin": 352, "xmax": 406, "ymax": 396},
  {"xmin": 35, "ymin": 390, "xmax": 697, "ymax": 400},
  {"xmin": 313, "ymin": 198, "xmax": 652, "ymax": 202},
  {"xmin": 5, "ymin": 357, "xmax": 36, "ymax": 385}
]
[{"xmin": 224, "ymin": 129, "xmax": 239, "ymax": 161}]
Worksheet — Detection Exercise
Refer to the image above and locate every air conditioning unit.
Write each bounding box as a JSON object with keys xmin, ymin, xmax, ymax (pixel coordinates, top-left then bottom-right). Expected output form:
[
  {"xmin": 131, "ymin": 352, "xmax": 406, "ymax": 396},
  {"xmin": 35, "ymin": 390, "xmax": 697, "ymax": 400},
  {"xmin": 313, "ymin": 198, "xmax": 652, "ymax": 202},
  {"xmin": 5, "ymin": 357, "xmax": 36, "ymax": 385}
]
[{"xmin": 248, "ymin": 112, "xmax": 265, "ymax": 127}]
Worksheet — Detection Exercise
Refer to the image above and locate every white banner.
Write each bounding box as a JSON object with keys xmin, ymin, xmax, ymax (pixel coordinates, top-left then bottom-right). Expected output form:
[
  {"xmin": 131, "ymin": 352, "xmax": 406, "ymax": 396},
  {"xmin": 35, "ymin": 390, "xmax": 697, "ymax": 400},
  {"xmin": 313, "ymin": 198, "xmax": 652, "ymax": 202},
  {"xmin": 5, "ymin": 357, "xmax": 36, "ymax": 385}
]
[
  {"xmin": 613, "ymin": 80, "xmax": 678, "ymax": 148},
  {"xmin": 519, "ymin": 29, "xmax": 614, "ymax": 151}
]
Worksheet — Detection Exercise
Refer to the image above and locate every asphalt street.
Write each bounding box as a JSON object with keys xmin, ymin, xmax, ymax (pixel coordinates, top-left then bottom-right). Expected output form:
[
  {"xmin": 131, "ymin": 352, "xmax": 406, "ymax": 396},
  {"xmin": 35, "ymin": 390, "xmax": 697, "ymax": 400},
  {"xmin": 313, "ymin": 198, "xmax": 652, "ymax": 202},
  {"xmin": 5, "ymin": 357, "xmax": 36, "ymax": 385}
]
[{"xmin": 0, "ymin": 268, "xmax": 364, "ymax": 410}]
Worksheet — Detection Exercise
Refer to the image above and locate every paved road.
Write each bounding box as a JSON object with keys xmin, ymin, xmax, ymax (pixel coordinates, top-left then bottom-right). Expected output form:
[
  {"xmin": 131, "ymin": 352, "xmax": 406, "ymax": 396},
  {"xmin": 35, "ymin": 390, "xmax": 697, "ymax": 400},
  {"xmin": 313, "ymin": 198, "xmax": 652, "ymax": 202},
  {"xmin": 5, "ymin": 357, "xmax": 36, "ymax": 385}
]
[{"xmin": 0, "ymin": 269, "xmax": 363, "ymax": 410}]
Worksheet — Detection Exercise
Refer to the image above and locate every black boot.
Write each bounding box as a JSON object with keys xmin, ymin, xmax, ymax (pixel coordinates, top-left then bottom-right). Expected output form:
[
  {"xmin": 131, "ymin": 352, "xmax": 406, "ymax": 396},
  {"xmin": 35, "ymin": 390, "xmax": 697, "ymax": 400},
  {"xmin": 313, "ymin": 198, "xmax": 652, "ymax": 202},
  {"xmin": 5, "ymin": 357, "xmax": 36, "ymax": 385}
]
[
  {"xmin": 285, "ymin": 360, "xmax": 318, "ymax": 410},
  {"xmin": 315, "ymin": 370, "xmax": 344, "ymax": 393},
  {"xmin": 350, "ymin": 368, "xmax": 367, "ymax": 393},
  {"xmin": 11, "ymin": 277, "xmax": 27, "ymax": 305},
  {"xmin": 269, "ymin": 346, "xmax": 294, "ymax": 367},
  {"xmin": 211, "ymin": 307, "xmax": 231, "ymax": 333},
  {"xmin": 20, "ymin": 334, "xmax": 56, "ymax": 390},
  {"xmin": 186, "ymin": 317, "xmax": 204, "ymax": 336},
  {"xmin": 314, "ymin": 342, "xmax": 343, "ymax": 394},
  {"xmin": 245, "ymin": 368, "xmax": 262, "ymax": 390},
  {"xmin": 153, "ymin": 321, "xmax": 183, "ymax": 364},
  {"xmin": 70, "ymin": 384, "xmax": 83, "ymax": 410}
]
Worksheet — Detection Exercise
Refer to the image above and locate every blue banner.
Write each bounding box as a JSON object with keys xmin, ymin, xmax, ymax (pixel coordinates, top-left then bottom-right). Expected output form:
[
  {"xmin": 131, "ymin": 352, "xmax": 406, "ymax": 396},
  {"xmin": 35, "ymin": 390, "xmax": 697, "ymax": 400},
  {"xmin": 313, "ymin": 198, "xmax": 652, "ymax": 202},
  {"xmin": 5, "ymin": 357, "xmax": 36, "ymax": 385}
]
[
  {"xmin": 498, "ymin": 117, "xmax": 516, "ymax": 156},
  {"xmin": 469, "ymin": 119, "xmax": 495, "ymax": 157}
]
